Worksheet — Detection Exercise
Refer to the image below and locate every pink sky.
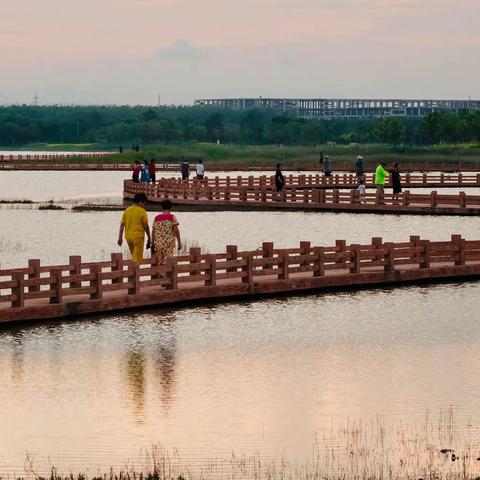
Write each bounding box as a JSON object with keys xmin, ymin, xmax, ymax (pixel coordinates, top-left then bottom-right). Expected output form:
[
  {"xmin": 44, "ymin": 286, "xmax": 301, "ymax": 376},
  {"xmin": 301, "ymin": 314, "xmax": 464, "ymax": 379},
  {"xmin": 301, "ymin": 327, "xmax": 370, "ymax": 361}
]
[{"xmin": 1, "ymin": 0, "xmax": 479, "ymax": 104}]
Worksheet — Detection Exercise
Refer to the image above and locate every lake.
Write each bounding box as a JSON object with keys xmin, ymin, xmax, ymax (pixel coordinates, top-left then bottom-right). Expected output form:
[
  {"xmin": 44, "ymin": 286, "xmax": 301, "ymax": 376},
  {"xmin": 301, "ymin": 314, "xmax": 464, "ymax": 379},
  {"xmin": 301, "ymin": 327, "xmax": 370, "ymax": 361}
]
[{"xmin": 0, "ymin": 171, "xmax": 479, "ymax": 477}]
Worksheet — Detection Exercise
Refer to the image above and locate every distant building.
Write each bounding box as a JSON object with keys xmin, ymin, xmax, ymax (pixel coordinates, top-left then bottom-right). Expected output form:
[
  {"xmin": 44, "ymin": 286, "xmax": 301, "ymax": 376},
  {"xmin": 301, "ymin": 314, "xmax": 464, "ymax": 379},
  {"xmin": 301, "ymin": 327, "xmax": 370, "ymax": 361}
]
[{"xmin": 194, "ymin": 97, "xmax": 480, "ymax": 119}]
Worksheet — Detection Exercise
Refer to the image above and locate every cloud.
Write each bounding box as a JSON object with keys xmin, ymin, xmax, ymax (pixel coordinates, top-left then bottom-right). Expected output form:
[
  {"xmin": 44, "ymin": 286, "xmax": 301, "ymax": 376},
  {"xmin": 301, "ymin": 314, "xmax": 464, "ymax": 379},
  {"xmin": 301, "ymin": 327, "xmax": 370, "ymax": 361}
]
[{"xmin": 152, "ymin": 39, "xmax": 207, "ymax": 62}]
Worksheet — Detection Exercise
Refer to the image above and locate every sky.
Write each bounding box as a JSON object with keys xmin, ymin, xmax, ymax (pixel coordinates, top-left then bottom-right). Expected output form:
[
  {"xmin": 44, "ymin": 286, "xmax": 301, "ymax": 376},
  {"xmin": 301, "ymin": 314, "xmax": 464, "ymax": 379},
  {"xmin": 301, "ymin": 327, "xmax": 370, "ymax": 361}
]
[{"xmin": 0, "ymin": 0, "xmax": 479, "ymax": 105}]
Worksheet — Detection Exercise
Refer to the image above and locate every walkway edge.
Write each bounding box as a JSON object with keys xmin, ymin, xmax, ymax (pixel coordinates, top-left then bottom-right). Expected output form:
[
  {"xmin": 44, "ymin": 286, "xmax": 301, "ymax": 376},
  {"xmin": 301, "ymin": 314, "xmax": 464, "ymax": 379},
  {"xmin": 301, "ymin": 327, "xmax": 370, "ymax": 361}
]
[{"xmin": 2, "ymin": 264, "xmax": 479, "ymax": 326}]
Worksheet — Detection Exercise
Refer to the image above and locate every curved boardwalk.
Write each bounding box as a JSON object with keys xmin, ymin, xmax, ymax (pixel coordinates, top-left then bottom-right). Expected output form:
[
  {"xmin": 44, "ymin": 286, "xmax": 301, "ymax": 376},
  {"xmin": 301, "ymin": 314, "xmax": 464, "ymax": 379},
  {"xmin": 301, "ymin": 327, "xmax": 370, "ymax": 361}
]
[
  {"xmin": 158, "ymin": 172, "xmax": 480, "ymax": 190},
  {"xmin": 125, "ymin": 180, "xmax": 480, "ymax": 216},
  {"xmin": 1, "ymin": 236, "xmax": 479, "ymax": 325}
]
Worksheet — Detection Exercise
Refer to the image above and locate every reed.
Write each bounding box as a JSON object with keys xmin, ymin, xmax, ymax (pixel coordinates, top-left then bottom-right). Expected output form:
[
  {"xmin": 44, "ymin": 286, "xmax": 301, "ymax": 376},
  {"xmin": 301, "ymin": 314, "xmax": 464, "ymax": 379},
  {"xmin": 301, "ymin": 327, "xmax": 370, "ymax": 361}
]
[{"xmin": 7, "ymin": 410, "xmax": 480, "ymax": 480}]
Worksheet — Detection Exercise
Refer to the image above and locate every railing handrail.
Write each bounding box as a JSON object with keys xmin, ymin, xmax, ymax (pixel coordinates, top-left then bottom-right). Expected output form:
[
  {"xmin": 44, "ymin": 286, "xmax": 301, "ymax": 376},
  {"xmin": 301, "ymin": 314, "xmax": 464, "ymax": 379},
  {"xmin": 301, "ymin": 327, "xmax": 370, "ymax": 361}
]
[{"xmin": 1, "ymin": 236, "xmax": 478, "ymax": 309}]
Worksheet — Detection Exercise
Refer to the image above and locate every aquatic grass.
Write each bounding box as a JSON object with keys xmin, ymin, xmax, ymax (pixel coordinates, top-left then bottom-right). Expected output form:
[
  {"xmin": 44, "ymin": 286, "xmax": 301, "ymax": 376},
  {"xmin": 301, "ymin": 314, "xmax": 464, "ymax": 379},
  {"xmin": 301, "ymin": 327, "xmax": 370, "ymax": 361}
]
[
  {"xmin": 6, "ymin": 409, "xmax": 480, "ymax": 480},
  {"xmin": 56, "ymin": 143, "xmax": 480, "ymax": 166},
  {"xmin": 0, "ymin": 199, "xmax": 34, "ymax": 204}
]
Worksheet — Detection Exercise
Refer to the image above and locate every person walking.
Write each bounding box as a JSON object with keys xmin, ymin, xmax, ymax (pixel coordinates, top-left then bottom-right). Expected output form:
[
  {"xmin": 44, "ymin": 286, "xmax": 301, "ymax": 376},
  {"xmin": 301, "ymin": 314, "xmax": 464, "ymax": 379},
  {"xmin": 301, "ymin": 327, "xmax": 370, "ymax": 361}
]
[
  {"xmin": 151, "ymin": 199, "xmax": 182, "ymax": 264},
  {"xmin": 181, "ymin": 159, "xmax": 190, "ymax": 180},
  {"xmin": 375, "ymin": 161, "xmax": 388, "ymax": 193},
  {"xmin": 132, "ymin": 160, "xmax": 142, "ymax": 183},
  {"xmin": 319, "ymin": 151, "xmax": 324, "ymax": 166},
  {"xmin": 275, "ymin": 163, "xmax": 285, "ymax": 192},
  {"xmin": 357, "ymin": 178, "xmax": 366, "ymax": 203},
  {"xmin": 149, "ymin": 159, "xmax": 156, "ymax": 183},
  {"xmin": 390, "ymin": 163, "xmax": 402, "ymax": 200},
  {"xmin": 118, "ymin": 193, "xmax": 151, "ymax": 264},
  {"xmin": 140, "ymin": 160, "xmax": 150, "ymax": 182},
  {"xmin": 196, "ymin": 159, "xmax": 205, "ymax": 180},
  {"xmin": 355, "ymin": 155, "xmax": 364, "ymax": 178},
  {"xmin": 323, "ymin": 155, "xmax": 332, "ymax": 177}
]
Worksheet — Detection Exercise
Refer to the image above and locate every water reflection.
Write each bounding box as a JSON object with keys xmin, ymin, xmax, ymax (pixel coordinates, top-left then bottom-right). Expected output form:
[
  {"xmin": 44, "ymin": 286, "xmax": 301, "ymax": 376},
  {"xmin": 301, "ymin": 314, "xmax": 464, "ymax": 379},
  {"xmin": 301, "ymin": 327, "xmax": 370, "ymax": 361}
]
[
  {"xmin": 9, "ymin": 333, "xmax": 25, "ymax": 384},
  {"xmin": 0, "ymin": 283, "xmax": 480, "ymax": 473},
  {"xmin": 151, "ymin": 325, "xmax": 177, "ymax": 412},
  {"xmin": 125, "ymin": 351, "xmax": 147, "ymax": 422}
]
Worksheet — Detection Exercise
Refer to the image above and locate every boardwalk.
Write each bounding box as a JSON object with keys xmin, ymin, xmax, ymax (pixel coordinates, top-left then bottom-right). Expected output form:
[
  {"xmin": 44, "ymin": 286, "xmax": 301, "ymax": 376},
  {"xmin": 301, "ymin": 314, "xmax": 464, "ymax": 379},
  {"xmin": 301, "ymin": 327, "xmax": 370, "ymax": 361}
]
[
  {"xmin": 1, "ymin": 158, "xmax": 480, "ymax": 173},
  {"xmin": 124, "ymin": 180, "xmax": 480, "ymax": 215},
  {"xmin": 157, "ymin": 172, "xmax": 480, "ymax": 190},
  {"xmin": 1, "ymin": 236, "xmax": 479, "ymax": 324}
]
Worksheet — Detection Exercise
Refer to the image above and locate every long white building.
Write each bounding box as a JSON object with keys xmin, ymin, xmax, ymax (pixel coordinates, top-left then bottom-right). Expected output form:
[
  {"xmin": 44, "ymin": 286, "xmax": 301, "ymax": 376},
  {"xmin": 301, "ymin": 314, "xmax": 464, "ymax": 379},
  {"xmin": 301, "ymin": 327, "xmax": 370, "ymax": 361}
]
[{"xmin": 194, "ymin": 97, "xmax": 480, "ymax": 119}]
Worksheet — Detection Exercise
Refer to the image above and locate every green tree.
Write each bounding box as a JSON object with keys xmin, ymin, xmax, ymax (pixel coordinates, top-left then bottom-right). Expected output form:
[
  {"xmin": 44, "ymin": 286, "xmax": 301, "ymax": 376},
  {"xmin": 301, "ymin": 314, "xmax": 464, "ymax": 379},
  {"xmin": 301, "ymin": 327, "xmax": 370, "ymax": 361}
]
[{"xmin": 374, "ymin": 118, "xmax": 406, "ymax": 145}]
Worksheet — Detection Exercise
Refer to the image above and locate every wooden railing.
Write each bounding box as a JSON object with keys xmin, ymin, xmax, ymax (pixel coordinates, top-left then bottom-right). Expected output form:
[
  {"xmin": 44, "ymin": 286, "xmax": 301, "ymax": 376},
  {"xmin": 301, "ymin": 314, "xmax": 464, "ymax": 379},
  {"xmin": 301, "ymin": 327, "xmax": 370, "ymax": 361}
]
[
  {"xmin": 0, "ymin": 153, "xmax": 112, "ymax": 161},
  {"xmin": 1, "ymin": 236, "xmax": 479, "ymax": 312},
  {"xmin": 125, "ymin": 180, "xmax": 480, "ymax": 211},
  {"xmin": 156, "ymin": 172, "xmax": 480, "ymax": 189},
  {"xmin": 1, "ymin": 159, "xmax": 480, "ymax": 173}
]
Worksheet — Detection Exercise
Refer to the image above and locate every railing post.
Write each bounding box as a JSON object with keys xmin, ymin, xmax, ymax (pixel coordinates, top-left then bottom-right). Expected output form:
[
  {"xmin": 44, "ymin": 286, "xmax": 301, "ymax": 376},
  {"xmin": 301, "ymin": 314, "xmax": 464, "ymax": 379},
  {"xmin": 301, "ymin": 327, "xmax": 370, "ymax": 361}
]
[
  {"xmin": 262, "ymin": 242, "xmax": 274, "ymax": 271},
  {"xmin": 383, "ymin": 242, "xmax": 395, "ymax": 273},
  {"xmin": 111, "ymin": 253, "xmax": 123, "ymax": 284},
  {"xmin": 299, "ymin": 241, "xmax": 311, "ymax": 267},
  {"xmin": 335, "ymin": 240, "xmax": 347, "ymax": 268},
  {"xmin": 12, "ymin": 272, "xmax": 25, "ymax": 308},
  {"xmin": 128, "ymin": 263, "xmax": 140, "ymax": 294},
  {"xmin": 257, "ymin": 186, "xmax": 265, "ymax": 202},
  {"xmin": 371, "ymin": 237, "xmax": 383, "ymax": 264},
  {"xmin": 69, "ymin": 255, "xmax": 82, "ymax": 288},
  {"xmin": 410, "ymin": 235, "xmax": 421, "ymax": 266},
  {"xmin": 350, "ymin": 244, "xmax": 361, "ymax": 273},
  {"xmin": 205, "ymin": 255, "xmax": 217, "ymax": 286},
  {"xmin": 189, "ymin": 247, "xmax": 202, "ymax": 276},
  {"xmin": 375, "ymin": 190, "xmax": 384, "ymax": 205},
  {"xmin": 420, "ymin": 240, "xmax": 430, "ymax": 269},
  {"xmin": 313, "ymin": 247, "xmax": 325, "ymax": 277},
  {"xmin": 319, "ymin": 189, "xmax": 326, "ymax": 204},
  {"xmin": 242, "ymin": 253, "xmax": 254, "ymax": 284},
  {"xmin": 402, "ymin": 190, "xmax": 410, "ymax": 206},
  {"xmin": 90, "ymin": 264, "xmax": 103, "ymax": 300},
  {"xmin": 303, "ymin": 189, "xmax": 309, "ymax": 203},
  {"xmin": 226, "ymin": 245, "xmax": 238, "ymax": 273},
  {"xmin": 279, "ymin": 251, "xmax": 289, "ymax": 280},
  {"xmin": 166, "ymin": 257, "xmax": 178, "ymax": 290},
  {"xmin": 49, "ymin": 268, "xmax": 63, "ymax": 304},
  {"xmin": 451, "ymin": 234, "xmax": 465, "ymax": 266},
  {"xmin": 430, "ymin": 190, "xmax": 438, "ymax": 207},
  {"xmin": 333, "ymin": 189, "xmax": 339, "ymax": 204},
  {"xmin": 459, "ymin": 191, "xmax": 466, "ymax": 208},
  {"xmin": 28, "ymin": 259, "xmax": 41, "ymax": 293}
]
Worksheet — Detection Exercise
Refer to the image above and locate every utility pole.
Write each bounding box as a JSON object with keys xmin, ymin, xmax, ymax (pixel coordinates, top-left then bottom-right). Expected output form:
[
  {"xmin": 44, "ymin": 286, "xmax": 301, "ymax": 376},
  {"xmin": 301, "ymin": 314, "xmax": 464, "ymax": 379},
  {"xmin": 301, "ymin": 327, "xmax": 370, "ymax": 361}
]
[{"xmin": 32, "ymin": 93, "xmax": 39, "ymax": 106}]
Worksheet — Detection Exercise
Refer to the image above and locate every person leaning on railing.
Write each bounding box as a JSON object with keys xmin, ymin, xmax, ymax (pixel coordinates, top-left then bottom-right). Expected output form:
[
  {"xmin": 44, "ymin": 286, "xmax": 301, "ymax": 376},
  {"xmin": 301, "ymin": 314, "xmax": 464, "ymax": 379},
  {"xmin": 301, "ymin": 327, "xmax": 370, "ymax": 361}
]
[
  {"xmin": 118, "ymin": 193, "xmax": 151, "ymax": 263},
  {"xmin": 375, "ymin": 161, "xmax": 389, "ymax": 193}
]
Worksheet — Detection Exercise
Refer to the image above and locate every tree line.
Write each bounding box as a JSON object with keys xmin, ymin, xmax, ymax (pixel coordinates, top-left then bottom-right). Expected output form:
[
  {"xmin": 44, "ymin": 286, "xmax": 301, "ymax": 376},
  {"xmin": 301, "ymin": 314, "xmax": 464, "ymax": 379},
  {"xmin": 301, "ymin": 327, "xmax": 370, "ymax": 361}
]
[{"xmin": 0, "ymin": 104, "xmax": 479, "ymax": 147}]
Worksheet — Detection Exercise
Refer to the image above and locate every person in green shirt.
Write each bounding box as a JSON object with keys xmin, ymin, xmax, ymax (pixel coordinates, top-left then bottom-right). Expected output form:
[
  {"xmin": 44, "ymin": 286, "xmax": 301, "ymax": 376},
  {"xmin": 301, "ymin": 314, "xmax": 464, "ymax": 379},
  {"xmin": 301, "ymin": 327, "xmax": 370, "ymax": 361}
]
[{"xmin": 375, "ymin": 162, "xmax": 389, "ymax": 192}]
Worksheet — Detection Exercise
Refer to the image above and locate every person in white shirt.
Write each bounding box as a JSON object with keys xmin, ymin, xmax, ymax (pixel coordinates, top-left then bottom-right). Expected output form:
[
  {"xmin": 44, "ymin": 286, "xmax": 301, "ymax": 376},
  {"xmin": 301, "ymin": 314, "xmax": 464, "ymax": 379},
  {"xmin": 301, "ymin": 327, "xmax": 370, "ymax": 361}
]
[
  {"xmin": 357, "ymin": 178, "xmax": 366, "ymax": 203},
  {"xmin": 196, "ymin": 159, "xmax": 205, "ymax": 180}
]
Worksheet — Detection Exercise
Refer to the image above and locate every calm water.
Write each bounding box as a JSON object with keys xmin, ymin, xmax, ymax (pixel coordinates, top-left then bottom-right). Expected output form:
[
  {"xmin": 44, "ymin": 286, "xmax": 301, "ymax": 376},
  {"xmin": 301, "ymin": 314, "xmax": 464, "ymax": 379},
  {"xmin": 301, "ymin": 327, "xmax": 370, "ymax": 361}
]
[{"xmin": 0, "ymin": 171, "xmax": 480, "ymax": 475}]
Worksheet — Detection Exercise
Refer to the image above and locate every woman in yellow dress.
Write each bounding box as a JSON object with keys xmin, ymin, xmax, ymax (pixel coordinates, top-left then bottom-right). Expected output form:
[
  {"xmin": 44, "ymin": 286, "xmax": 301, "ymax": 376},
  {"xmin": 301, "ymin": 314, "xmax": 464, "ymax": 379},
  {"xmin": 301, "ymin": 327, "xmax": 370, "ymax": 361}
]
[{"xmin": 151, "ymin": 199, "xmax": 182, "ymax": 263}]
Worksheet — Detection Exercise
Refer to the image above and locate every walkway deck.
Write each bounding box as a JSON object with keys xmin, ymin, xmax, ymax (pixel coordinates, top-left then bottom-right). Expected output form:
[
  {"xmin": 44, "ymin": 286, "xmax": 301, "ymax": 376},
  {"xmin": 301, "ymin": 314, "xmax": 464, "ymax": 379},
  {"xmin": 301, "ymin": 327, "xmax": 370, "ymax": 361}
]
[
  {"xmin": 1, "ymin": 236, "xmax": 479, "ymax": 325},
  {"xmin": 125, "ymin": 180, "xmax": 480, "ymax": 216}
]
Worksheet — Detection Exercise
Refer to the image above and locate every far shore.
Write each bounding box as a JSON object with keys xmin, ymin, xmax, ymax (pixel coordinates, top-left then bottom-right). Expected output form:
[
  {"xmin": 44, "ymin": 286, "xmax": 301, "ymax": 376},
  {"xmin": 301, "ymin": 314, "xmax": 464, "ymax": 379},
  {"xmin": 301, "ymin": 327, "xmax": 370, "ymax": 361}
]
[{"xmin": 1, "ymin": 142, "xmax": 480, "ymax": 167}]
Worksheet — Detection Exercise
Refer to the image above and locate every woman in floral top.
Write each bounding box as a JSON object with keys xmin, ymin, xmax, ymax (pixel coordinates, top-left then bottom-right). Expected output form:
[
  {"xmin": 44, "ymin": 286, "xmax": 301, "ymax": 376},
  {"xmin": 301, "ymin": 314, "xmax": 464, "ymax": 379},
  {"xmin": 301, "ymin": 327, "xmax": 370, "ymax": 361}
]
[{"xmin": 151, "ymin": 199, "xmax": 182, "ymax": 263}]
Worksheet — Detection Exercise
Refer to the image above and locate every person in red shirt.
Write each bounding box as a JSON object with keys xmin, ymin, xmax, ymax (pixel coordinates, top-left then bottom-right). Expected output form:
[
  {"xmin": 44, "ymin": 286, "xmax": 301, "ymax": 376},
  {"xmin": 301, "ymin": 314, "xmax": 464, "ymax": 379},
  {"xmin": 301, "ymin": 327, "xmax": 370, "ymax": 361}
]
[
  {"xmin": 149, "ymin": 159, "xmax": 156, "ymax": 183},
  {"xmin": 132, "ymin": 160, "xmax": 142, "ymax": 182}
]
